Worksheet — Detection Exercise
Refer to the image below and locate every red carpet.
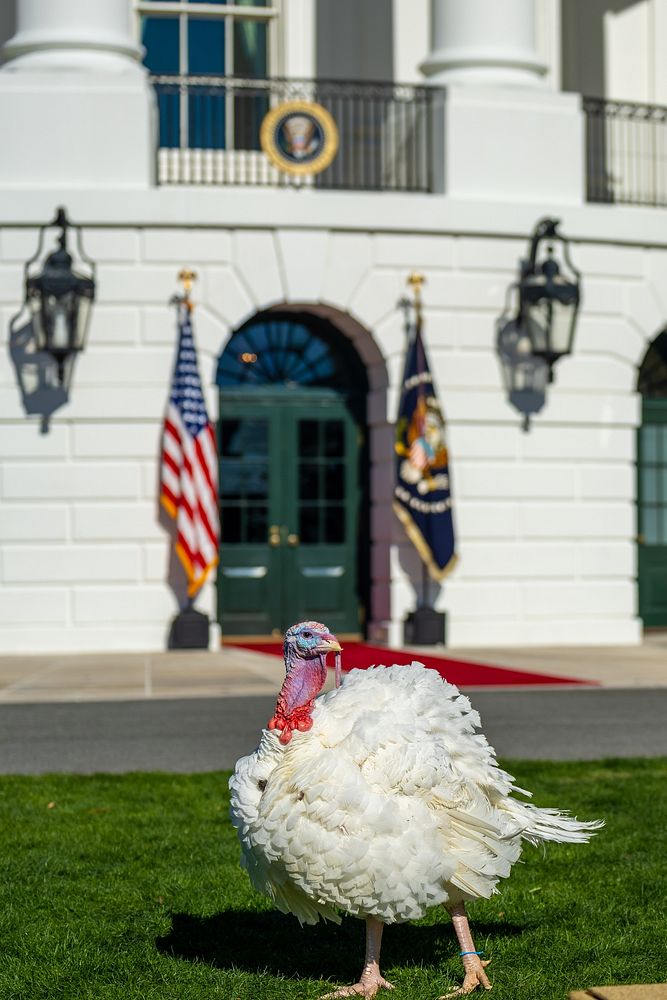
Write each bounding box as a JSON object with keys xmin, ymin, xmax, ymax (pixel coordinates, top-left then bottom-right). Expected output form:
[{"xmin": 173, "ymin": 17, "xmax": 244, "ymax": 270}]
[{"xmin": 228, "ymin": 641, "xmax": 592, "ymax": 687}]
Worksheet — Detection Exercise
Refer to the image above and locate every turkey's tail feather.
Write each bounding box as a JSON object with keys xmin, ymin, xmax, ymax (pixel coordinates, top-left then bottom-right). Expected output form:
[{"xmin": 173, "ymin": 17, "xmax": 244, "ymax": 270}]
[{"xmin": 506, "ymin": 800, "xmax": 604, "ymax": 846}]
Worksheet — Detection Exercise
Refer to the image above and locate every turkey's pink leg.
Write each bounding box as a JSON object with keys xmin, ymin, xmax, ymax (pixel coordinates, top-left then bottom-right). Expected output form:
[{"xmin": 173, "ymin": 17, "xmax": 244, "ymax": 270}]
[
  {"xmin": 440, "ymin": 902, "xmax": 492, "ymax": 998},
  {"xmin": 321, "ymin": 916, "xmax": 394, "ymax": 999}
]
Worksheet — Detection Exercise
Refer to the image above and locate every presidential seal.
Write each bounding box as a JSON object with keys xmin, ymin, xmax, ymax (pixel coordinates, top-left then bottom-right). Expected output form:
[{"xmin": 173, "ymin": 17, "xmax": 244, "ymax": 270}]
[
  {"xmin": 260, "ymin": 101, "xmax": 339, "ymax": 176},
  {"xmin": 395, "ymin": 394, "xmax": 450, "ymax": 496}
]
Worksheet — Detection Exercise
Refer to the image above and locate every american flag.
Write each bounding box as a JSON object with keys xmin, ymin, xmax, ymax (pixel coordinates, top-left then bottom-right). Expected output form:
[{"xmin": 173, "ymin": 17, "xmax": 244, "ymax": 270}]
[{"xmin": 160, "ymin": 303, "xmax": 219, "ymax": 597}]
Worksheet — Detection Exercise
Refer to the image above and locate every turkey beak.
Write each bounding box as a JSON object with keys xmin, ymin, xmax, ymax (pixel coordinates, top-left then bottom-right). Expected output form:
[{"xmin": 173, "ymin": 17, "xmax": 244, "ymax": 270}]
[{"xmin": 315, "ymin": 634, "xmax": 342, "ymax": 654}]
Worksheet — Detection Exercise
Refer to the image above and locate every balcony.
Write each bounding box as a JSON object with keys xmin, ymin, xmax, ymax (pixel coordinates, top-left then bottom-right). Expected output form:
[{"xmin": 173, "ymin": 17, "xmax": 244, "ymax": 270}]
[
  {"xmin": 150, "ymin": 75, "xmax": 433, "ymax": 192},
  {"xmin": 150, "ymin": 78, "xmax": 667, "ymax": 208},
  {"xmin": 585, "ymin": 97, "xmax": 667, "ymax": 208}
]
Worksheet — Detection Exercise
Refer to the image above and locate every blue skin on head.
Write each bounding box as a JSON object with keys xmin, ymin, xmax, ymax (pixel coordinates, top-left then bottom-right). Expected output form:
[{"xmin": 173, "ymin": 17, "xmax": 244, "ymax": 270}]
[
  {"xmin": 272, "ymin": 622, "xmax": 341, "ymax": 743},
  {"xmin": 283, "ymin": 621, "xmax": 335, "ymax": 664}
]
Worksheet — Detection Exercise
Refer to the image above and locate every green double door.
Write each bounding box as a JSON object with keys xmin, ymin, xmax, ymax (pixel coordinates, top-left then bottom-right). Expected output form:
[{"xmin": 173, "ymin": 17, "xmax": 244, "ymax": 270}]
[
  {"xmin": 217, "ymin": 389, "xmax": 361, "ymax": 637},
  {"xmin": 638, "ymin": 399, "xmax": 667, "ymax": 627}
]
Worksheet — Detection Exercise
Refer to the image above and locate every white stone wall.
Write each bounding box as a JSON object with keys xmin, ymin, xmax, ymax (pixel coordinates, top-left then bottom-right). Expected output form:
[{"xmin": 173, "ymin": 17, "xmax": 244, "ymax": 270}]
[
  {"xmin": 367, "ymin": 232, "xmax": 649, "ymax": 648},
  {"xmin": 1, "ymin": 213, "xmax": 661, "ymax": 653}
]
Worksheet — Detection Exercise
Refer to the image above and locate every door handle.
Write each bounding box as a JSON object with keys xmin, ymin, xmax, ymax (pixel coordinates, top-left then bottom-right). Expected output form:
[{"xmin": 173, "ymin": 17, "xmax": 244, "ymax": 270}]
[
  {"xmin": 270, "ymin": 526, "xmax": 299, "ymax": 546},
  {"xmin": 269, "ymin": 525, "xmax": 281, "ymax": 547}
]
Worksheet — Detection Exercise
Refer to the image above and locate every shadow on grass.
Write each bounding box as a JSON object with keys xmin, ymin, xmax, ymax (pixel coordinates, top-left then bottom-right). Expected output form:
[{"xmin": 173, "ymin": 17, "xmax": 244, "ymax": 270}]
[{"xmin": 156, "ymin": 910, "xmax": 524, "ymax": 980}]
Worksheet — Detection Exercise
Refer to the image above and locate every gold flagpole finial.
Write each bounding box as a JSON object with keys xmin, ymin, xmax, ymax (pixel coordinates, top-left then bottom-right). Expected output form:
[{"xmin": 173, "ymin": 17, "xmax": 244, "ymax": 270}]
[
  {"xmin": 407, "ymin": 271, "xmax": 425, "ymax": 321},
  {"xmin": 407, "ymin": 271, "xmax": 425, "ymax": 295},
  {"xmin": 177, "ymin": 268, "xmax": 197, "ymax": 309}
]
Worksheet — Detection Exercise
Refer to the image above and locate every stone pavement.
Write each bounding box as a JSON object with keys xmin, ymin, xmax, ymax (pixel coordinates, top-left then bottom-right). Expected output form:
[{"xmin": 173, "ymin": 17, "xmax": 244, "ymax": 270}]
[
  {"xmin": 3, "ymin": 688, "xmax": 666, "ymax": 772},
  {"xmin": 1, "ymin": 637, "xmax": 665, "ymax": 771},
  {"xmin": 0, "ymin": 635, "xmax": 665, "ymax": 704}
]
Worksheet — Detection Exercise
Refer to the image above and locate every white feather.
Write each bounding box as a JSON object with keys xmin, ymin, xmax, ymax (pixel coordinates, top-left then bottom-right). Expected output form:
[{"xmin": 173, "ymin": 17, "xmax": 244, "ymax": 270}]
[{"xmin": 229, "ymin": 662, "xmax": 602, "ymax": 925}]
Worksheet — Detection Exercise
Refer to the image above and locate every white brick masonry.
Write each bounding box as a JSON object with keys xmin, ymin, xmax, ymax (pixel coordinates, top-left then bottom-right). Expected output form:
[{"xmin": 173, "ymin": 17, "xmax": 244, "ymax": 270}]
[
  {"xmin": 374, "ymin": 234, "xmax": 456, "ymax": 269},
  {"xmin": 0, "ymin": 506, "xmax": 69, "ymax": 541},
  {"xmin": 321, "ymin": 234, "xmax": 373, "ymax": 307},
  {"xmin": 1, "ymin": 424, "xmax": 69, "ymax": 458},
  {"xmin": 0, "ymin": 228, "xmax": 42, "ymax": 262},
  {"xmin": 72, "ymin": 423, "xmax": 160, "ymax": 459},
  {"xmin": 143, "ymin": 229, "xmax": 233, "ymax": 264},
  {"xmin": 584, "ymin": 279, "xmax": 629, "ymax": 317},
  {"xmin": 0, "ymin": 588, "xmax": 69, "ymax": 625},
  {"xmin": 88, "ymin": 307, "xmax": 141, "ymax": 346},
  {"xmin": 0, "ymin": 223, "xmax": 659, "ymax": 652},
  {"xmin": 81, "ymin": 229, "xmax": 141, "ymax": 263},
  {"xmin": 455, "ymin": 542, "xmax": 576, "ymax": 579},
  {"xmin": 202, "ymin": 266, "xmax": 255, "ymax": 329},
  {"xmin": 74, "ymin": 349, "xmax": 173, "ymax": 386},
  {"xmin": 232, "ymin": 231, "xmax": 284, "ymax": 308},
  {"xmin": 276, "ymin": 229, "xmax": 330, "ymax": 302},
  {"xmin": 2, "ymin": 463, "xmax": 140, "ymax": 500},
  {"xmin": 349, "ymin": 271, "xmax": 407, "ymax": 329},
  {"xmin": 73, "ymin": 585, "xmax": 175, "ymax": 623},
  {"xmin": 573, "ymin": 243, "xmax": 645, "ymax": 279},
  {"xmin": 577, "ymin": 542, "xmax": 636, "ymax": 578},
  {"xmin": 3, "ymin": 545, "xmax": 141, "ymax": 583},
  {"xmin": 72, "ymin": 503, "xmax": 161, "ymax": 541}
]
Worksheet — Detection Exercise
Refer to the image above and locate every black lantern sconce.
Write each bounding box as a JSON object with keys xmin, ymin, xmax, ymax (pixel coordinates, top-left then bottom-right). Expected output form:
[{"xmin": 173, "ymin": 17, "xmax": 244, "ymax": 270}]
[
  {"xmin": 23, "ymin": 207, "xmax": 96, "ymax": 388},
  {"xmin": 497, "ymin": 217, "xmax": 581, "ymax": 430}
]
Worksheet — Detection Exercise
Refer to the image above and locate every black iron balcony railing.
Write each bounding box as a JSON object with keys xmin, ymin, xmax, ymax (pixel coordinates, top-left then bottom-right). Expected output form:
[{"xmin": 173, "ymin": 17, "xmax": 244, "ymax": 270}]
[
  {"xmin": 584, "ymin": 96, "xmax": 667, "ymax": 208},
  {"xmin": 149, "ymin": 75, "xmax": 433, "ymax": 192}
]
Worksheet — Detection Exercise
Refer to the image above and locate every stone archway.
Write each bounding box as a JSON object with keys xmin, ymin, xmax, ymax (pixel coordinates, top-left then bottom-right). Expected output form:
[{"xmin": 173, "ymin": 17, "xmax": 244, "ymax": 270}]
[{"xmin": 215, "ymin": 302, "xmax": 390, "ymax": 639}]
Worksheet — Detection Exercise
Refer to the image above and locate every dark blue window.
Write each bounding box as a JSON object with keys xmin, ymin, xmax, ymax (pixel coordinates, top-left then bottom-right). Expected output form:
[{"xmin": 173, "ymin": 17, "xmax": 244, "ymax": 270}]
[
  {"xmin": 142, "ymin": 4, "xmax": 269, "ymax": 152},
  {"xmin": 188, "ymin": 17, "xmax": 225, "ymax": 73},
  {"xmin": 143, "ymin": 18, "xmax": 180, "ymax": 147},
  {"xmin": 142, "ymin": 17, "xmax": 179, "ymax": 73},
  {"xmin": 187, "ymin": 19, "xmax": 226, "ymax": 148}
]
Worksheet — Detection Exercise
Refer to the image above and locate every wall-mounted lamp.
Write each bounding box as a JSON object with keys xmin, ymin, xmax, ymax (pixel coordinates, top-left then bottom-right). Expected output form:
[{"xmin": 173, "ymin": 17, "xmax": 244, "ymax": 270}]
[
  {"xmin": 497, "ymin": 217, "xmax": 582, "ymax": 430},
  {"xmin": 496, "ymin": 317, "xmax": 550, "ymax": 431},
  {"xmin": 24, "ymin": 207, "xmax": 96, "ymax": 387}
]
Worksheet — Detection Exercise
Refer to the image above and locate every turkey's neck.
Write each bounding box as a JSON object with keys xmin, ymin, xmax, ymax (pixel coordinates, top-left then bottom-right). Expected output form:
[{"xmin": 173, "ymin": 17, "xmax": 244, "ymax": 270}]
[{"xmin": 275, "ymin": 652, "xmax": 327, "ymax": 719}]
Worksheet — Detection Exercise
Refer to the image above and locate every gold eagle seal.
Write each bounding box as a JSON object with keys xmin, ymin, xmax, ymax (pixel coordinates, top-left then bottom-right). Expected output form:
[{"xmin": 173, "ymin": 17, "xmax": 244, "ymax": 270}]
[{"xmin": 260, "ymin": 100, "xmax": 339, "ymax": 176}]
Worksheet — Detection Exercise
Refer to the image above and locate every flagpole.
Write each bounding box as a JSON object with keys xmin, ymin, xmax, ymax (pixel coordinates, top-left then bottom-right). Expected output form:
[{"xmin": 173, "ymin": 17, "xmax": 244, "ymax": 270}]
[
  {"xmin": 407, "ymin": 272, "xmax": 430, "ymax": 612},
  {"xmin": 395, "ymin": 270, "xmax": 453, "ymax": 646},
  {"xmin": 162, "ymin": 267, "xmax": 218, "ymax": 649}
]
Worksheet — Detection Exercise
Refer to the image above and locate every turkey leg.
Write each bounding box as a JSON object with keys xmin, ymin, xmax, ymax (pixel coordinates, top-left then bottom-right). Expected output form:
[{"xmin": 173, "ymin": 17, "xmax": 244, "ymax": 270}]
[
  {"xmin": 440, "ymin": 902, "xmax": 492, "ymax": 998},
  {"xmin": 321, "ymin": 916, "xmax": 395, "ymax": 999}
]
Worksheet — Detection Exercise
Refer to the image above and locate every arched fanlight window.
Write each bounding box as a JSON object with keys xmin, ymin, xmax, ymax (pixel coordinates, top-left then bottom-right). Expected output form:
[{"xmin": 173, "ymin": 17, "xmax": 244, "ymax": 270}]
[
  {"xmin": 638, "ymin": 330, "xmax": 667, "ymax": 397},
  {"xmin": 216, "ymin": 311, "xmax": 368, "ymax": 403}
]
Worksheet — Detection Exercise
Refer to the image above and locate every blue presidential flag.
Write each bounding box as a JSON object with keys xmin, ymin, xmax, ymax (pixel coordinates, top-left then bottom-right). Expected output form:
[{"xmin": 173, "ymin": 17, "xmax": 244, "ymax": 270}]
[{"xmin": 393, "ymin": 317, "xmax": 457, "ymax": 581}]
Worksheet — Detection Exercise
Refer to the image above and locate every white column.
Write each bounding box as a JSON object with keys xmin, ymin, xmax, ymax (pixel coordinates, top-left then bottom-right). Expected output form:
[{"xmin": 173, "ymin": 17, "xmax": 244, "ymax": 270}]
[
  {"xmin": 420, "ymin": 0, "xmax": 547, "ymax": 87},
  {"xmin": 421, "ymin": 0, "xmax": 584, "ymax": 204},
  {"xmin": 1, "ymin": 0, "xmax": 143, "ymax": 73},
  {"xmin": 393, "ymin": 0, "xmax": 429, "ymax": 84},
  {"xmin": 0, "ymin": 0, "xmax": 155, "ymax": 188},
  {"xmin": 282, "ymin": 0, "xmax": 316, "ymax": 78}
]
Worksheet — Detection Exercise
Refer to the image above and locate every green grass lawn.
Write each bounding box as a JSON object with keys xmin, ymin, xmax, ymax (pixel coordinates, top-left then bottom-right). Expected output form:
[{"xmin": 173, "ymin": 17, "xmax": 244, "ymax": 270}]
[{"xmin": 1, "ymin": 759, "xmax": 666, "ymax": 1000}]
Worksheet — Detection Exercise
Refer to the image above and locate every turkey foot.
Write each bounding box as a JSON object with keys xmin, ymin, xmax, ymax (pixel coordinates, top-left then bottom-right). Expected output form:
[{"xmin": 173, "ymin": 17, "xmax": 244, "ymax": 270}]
[
  {"xmin": 321, "ymin": 972, "xmax": 394, "ymax": 1000},
  {"xmin": 439, "ymin": 902, "xmax": 492, "ymax": 998},
  {"xmin": 439, "ymin": 958, "xmax": 491, "ymax": 999},
  {"xmin": 322, "ymin": 917, "xmax": 395, "ymax": 1000}
]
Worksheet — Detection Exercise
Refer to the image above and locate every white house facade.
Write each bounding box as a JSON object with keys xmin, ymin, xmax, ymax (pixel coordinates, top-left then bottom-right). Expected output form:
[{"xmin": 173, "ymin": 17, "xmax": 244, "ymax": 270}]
[{"xmin": 1, "ymin": 0, "xmax": 666, "ymax": 653}]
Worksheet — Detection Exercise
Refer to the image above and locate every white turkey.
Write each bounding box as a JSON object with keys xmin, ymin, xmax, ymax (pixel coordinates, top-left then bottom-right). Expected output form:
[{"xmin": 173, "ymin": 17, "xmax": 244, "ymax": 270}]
[{"xmin": 229, "ymin": 620, "xmax": 602, "ymax": 999}]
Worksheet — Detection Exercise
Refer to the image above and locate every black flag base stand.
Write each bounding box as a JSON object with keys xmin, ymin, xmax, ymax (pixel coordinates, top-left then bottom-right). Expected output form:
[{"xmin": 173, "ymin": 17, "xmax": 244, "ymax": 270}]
[
  {"xmin": 403, "ymin": 562, "xmax": 446, "ymax": 646},
  {"xmin": 168, "ymin": 599, "xmax": 210, "ymax": 650},
  {"xmin": 403, "ymin": 606, "xmax": 446, "ymax": 646}
]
